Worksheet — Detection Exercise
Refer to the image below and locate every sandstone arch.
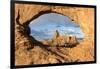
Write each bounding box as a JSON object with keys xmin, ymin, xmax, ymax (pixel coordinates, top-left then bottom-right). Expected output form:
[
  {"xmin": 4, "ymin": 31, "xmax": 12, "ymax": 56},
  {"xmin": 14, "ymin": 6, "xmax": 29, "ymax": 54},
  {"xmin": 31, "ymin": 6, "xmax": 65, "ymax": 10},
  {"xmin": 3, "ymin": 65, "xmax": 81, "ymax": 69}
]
[
  {"xmin": 14, "ymin": 3, "xmax": 95, "ymax": 65},
  {"xmin": 15, "ymin": 4, "xmax": 94, "ymax": 39}
]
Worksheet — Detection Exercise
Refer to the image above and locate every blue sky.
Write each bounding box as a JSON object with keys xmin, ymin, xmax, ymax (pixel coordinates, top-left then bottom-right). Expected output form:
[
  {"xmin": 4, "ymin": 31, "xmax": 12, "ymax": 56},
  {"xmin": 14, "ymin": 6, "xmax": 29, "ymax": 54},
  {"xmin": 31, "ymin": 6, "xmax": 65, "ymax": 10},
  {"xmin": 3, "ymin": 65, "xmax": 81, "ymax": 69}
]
[{"xmin": 29, "ymin": 13, "xmax": 84, "ymax": 41}]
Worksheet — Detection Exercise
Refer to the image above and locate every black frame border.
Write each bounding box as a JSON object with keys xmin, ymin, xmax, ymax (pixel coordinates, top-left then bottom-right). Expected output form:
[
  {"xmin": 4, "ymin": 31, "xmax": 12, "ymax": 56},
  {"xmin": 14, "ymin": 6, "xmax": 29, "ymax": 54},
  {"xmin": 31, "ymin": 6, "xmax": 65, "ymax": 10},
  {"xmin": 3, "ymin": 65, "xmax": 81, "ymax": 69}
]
[{"xmin": 10, "ymin": 1, "xmax": 97, "ymax": 69}]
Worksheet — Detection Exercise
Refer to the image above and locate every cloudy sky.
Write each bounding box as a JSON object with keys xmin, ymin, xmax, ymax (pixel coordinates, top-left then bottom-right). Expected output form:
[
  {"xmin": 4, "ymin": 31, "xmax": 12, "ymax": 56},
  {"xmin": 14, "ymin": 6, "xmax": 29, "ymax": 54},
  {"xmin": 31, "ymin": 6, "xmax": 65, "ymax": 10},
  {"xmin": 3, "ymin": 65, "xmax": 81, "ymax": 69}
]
[{"xmin": 29, "ymin": 13, "xmax": 84, "ymax": 41}]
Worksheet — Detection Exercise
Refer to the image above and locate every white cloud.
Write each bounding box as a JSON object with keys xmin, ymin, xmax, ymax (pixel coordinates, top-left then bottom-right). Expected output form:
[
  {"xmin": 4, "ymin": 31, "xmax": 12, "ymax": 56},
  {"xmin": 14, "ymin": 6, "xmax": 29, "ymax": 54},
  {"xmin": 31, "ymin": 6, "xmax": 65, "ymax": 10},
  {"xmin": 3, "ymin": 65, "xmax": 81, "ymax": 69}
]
[{"xmin": 67, "ymin": 28, "xmax": 75, "ymax": 32}]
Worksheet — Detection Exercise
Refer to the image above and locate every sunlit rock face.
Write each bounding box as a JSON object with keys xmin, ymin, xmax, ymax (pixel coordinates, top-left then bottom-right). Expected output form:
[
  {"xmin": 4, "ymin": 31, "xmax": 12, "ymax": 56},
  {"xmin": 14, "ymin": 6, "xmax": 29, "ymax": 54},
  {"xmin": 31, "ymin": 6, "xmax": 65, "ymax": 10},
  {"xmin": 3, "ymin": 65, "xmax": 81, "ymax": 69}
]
[
  {"xmin": 15, "ymin": 4, "xmax": 95, "ymax": 65},
  {"xmin": 29, "ymin": 13, "xmax": 84, "ymax": 41}
]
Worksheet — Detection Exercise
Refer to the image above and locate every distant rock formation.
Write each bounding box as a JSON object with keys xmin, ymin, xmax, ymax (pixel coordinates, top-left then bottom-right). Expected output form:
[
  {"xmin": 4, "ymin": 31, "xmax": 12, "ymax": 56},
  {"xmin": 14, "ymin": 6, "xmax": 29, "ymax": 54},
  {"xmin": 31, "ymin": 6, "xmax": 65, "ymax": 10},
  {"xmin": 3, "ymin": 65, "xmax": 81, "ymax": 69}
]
[
  {"xmin": 54, "ymin": 30, "xmax": 60, "ymax": 39},
  {"xmin": 65, "ymin": 35, "xmax": 78, "ymax": 44},
  {"xmin": 42, "ymin": 30, "xmax": 79, "ymax": 47}
]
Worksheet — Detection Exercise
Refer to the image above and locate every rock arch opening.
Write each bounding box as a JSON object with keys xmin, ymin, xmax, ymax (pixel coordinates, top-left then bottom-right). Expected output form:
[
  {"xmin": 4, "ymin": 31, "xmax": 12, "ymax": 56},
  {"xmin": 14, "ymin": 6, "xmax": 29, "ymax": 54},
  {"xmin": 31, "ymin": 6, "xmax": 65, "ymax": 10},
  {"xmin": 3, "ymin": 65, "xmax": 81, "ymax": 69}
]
[{"xmin": 28, "ymin": 13, "xmax": 84, "ymax": 47}]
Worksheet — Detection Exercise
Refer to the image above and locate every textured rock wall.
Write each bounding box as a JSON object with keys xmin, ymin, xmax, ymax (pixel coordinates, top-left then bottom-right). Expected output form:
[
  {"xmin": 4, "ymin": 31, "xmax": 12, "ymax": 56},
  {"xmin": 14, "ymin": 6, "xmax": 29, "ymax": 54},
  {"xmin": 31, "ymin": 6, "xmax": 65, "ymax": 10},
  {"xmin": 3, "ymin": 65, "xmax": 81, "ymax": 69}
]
[
  {"xmin": 15, "ymin": 4, "xmax": 94, "ymax": 38},
  {"xmin": 15, "ymin": 4, "xmax": 95, "ymax": 65}
]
